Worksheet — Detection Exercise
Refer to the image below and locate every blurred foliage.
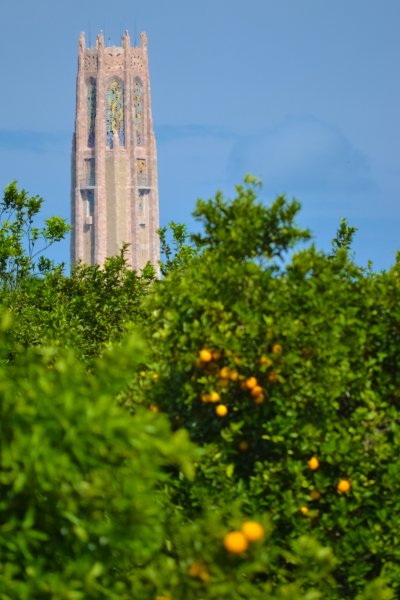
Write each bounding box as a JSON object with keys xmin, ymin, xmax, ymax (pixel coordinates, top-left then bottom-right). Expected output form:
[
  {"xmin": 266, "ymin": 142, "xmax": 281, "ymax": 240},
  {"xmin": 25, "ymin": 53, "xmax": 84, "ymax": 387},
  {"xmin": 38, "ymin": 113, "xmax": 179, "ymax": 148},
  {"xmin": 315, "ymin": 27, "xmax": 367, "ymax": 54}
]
[
  {"xmin": 0, "ymin": 314, "xmax": 196, "ymax": 598},
  {"xmin": 1, "ymin": 178, "xmax": 400, "ymax": 598}
]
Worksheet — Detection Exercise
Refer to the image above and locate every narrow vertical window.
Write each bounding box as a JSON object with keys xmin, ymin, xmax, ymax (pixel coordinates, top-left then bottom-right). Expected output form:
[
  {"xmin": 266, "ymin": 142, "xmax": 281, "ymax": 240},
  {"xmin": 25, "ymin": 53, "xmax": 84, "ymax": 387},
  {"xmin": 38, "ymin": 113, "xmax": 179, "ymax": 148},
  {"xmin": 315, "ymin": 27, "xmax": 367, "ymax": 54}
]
[
  {"xmin": 87, "ymin": 78, "xmax": 96, "ymax": 148},
  {"xmin": 106, "ymin": 80, "xmax": 124, "ymax": 148},
  {"xmin": 84, "ymin": 158, "xmax": 95, "ymax": 186},
  {"xmin": 134, "ymin": 79, "xmax": 143, "ymax": 145}
]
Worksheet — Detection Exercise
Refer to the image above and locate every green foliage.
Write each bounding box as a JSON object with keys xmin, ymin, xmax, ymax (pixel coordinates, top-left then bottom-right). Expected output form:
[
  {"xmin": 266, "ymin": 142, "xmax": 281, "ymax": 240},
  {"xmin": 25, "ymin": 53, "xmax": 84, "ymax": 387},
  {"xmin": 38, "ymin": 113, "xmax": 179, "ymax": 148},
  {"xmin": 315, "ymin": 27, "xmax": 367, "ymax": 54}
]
[
  {"xmin": 129, "ymin": 179, "xmax": 400, "ymax": 597},
  {"xmin": 0, "ymin": 313, "xmax": 196, "ymax": 599},
  {"xmin": 0, "ymin": 181, "xmax": 70, "ymax": 287},
  {"xmin": 158, "ymin": 222, "xmax": 198, "ymax": 276},
  {"xmin": 331, "ymin": 217, "xmax": 357, "ymax": 254},
  {"xmin": 192, "ymin": 175, "xmax": 310, "ymax": 263},
  {"xmin": 2, "ymin": 246, "xmax": 155, "ymax": 364},
  {"xmin": 1, "ymin": 177, "xmax": 400, "ymax": 598}
]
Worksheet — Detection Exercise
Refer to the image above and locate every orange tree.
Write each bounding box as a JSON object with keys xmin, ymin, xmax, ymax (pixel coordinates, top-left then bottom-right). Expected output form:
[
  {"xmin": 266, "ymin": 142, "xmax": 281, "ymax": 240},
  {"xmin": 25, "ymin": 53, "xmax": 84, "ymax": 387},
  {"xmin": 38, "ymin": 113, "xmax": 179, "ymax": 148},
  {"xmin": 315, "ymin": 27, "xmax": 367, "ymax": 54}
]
[
  {"xmin": 127, "ymin": 176, "xmax": 400, "ymax": 597},
  {"xmin": 0, "ymin": 307, "xmax": 357, "ymax": 600}
]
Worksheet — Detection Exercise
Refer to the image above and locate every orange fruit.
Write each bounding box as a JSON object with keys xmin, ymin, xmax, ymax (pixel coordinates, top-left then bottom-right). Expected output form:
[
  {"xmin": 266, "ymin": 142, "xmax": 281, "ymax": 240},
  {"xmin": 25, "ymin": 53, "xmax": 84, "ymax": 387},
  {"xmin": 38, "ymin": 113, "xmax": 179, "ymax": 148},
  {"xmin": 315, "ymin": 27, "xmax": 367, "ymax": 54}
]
[
  {"xmin": 152, "ymin": 372, "xmax": 159, "ymax": 381},
  {"xmin": 212, "ymin": 350, "xmax": 222, "ymax": 360},
  {"xmin": 223, "ymin": 531, "xmax": 248, "ymax": 553},
  {"xmin": 219, "ymin": 366, "xmax": 231, "ymax": 379},
  {"xmin": 268, "ymin": 371, "xmax": 279, "ymax": 383},
  {"xmin": 310, "ymin": 489, "xmax": 321, "ymax": 500},
  {"xmin": 259, "ymin": 355, "xmax": 273, "ymax": 367},
  {"xmin": 250, "ymin": 385, "xmax": 263, "ymax": 397},
  {"xmin": 244, "ymin": 376, "xmax": 258, "ymax": 390},
  {"xmin": 229, "ymin": 370, "xmax": 239, "ymax": 382},
  {"xmin": 216, "ymin": 404, "xmax": 228, "ymax": 416},
  {"xmin": 188, "ymin": 562, "xmax": 209, "ymax": 581},
  {"xmin": 300, "ymin": 506, "xmax": 309, "ymax": 514},
  {"xmin": 239, "ymin": 440, "xmax": 249, "ymax": 451},
  {"xmin": 199, "ymin": 349, "xmax": 213, "ymax": 362},
  {"xmin": 149, "ymin": 404, "xmax": 159, "ymax": 413},
  {"xmin": 272, "ymin": 343, "xmax": 282, "ymax": 354},
  {"xmin": 337, "ymin": 479, "xmax": 351, "ymax": 493},
  {"xmin": 308, "ymin": 456, "xmax": 319, "ymax": 470},
  {"xmin": 201, "ymin": 393, "xmax": 210, "ymax": 403},
  {"xmin": 241, "ymin": 521, "xmax": 264, "ymax": 542},
  {"xmin": 209, "ymin": 391, "xmax": 220, "ymax": 403},
  {"xmin": 254, "ymin": 394, "xmax": 265, "ymax": 404}
]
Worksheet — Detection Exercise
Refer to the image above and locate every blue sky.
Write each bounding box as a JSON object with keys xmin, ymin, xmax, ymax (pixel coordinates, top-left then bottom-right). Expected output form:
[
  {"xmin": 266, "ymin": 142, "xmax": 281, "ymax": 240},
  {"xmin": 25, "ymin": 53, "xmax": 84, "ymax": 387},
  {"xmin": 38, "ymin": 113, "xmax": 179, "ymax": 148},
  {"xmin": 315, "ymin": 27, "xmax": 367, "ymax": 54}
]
[{"xmin": 0, "ymin": 0, "xmax": 399, "ymax": 270}]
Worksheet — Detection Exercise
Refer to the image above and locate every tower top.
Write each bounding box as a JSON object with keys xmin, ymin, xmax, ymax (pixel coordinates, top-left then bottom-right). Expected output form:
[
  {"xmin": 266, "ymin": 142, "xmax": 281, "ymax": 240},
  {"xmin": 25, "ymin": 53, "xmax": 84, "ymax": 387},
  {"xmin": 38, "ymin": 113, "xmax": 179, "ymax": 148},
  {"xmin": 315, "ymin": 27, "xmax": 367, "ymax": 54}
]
[{"xmin": 78, "ymin": 29, "xmax": 147, "ymax": 50}]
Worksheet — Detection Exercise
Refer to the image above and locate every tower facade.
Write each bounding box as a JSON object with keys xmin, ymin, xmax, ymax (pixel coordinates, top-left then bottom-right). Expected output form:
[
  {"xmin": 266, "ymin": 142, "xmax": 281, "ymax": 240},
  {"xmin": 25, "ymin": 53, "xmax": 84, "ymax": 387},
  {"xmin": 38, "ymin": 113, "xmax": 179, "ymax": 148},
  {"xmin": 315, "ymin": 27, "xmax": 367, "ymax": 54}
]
[{"xmin": 71, "ymin": 31, "xmax": 159, "ymax": 270}]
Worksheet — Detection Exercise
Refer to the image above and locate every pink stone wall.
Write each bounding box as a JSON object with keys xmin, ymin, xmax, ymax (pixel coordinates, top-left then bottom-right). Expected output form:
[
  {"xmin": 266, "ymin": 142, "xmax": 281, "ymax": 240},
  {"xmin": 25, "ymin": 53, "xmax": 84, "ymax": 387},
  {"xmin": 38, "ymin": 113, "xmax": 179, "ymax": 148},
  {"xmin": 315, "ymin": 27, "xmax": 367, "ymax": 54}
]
[{"xmin": 71, "ymin": 30, "xmax": 160, "ymax": 272}]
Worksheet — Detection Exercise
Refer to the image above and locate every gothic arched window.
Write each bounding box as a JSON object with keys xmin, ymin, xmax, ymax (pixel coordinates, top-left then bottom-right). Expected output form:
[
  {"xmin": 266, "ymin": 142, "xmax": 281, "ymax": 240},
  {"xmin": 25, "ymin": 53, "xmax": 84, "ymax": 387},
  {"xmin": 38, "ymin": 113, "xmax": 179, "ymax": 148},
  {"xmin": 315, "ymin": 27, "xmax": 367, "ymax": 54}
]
[
  {"xmin": 106, "ymin": 79, "xmax": 124, "ymax": 148},
  {"xmin": 134, "ymin": 79, "xmax": 143, "ymax": 145},
  {"xmin": 87, "ymin": 78, "xmax": 96, "ymax": 148}
]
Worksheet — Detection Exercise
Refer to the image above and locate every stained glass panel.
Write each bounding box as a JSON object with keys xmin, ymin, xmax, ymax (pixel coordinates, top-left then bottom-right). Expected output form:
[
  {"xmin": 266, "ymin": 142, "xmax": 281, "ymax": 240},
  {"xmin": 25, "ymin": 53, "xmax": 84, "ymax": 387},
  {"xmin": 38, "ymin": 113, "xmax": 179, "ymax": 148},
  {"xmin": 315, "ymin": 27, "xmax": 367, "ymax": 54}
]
[
  {"xmin": 134, "ymin": 79, "xmax": 143, "ymax": 145},
  {"xmin": 87, "ymin": 78, "xmax": 96, "ymax": 148},
  {"xmin": 106, "ymin": 80, "xmax": 124, "ymax": 148}
]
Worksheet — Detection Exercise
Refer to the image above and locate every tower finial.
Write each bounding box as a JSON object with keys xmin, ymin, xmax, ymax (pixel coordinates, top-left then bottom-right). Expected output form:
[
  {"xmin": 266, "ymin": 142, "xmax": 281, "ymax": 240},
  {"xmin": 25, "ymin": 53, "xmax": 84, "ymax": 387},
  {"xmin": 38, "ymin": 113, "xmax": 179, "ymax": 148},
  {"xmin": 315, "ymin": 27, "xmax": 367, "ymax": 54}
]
[
  {"xmin": 140, "ymin": 31, "xmax": 148, "ymax": 50},
  {"xmin": 122, "ymin": 29, "xmax": 131, "ymax": 49},
  {"xmin": 96, "ymin": 31, "xmax": 104, "ymax": 49},
  {"xmin": 79, "ymin": 32, "xmax": 86, "ymax": 52}
]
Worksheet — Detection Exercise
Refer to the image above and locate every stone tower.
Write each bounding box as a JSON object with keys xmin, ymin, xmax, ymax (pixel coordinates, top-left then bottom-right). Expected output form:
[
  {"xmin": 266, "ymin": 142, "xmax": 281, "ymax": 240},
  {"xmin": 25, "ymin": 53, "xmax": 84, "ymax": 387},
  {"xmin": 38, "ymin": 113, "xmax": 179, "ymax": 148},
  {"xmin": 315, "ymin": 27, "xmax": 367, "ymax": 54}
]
[{"xmin": 71, "ymin": 30, "xmax": 159, "ymax": 270}]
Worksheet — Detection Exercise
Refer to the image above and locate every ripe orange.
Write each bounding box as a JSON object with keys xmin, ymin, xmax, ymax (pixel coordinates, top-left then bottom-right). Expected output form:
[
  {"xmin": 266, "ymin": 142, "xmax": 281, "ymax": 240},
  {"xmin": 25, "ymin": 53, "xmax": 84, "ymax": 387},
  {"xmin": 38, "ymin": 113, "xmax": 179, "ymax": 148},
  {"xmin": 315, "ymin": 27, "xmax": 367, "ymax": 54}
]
[
  {"xmin": 250, "ymin": 385, "xmax": 263, "ymax": 397},
  {"xmin": 259, "ymin": 355, "xmax": 273, "ymax": 367},
  {"xmin": 308, "ymin": 456, "xmax": 319, "ymax": 470},
  {"xmin": 229, "ymin": 370, "xmax": 239, "ymax": 382},
  {"xmin": 209, "ymin": 391, "xmax": 220, "ymax": 403},
  {"xmin": 199, "ymin": 349, "xmax": 213, "ymax": 363},
  {"xmin": 244, "ymin": 376, "xmax": 258, "ymax": 390},
  {"xmin": 223, "ymin": 531, "xmax": 248, "ymax": 553},
  {"xmin": 201, "ymin": 393, "xmax": 210, "ymax": 403},
  {"xmin": 254, "ymin": 394, "xmax": 265, "ymax": 404},
  {"xmin": 241, "ymin": 521, "xmax": 264, "ymax": 542},
  {"xmin": 300, "ymin": 506, "xmax": 309, "ymax": 514},
  {"xmin": 219, "ymin": 366, "xmax": 231, "ymax": 379},
  {"xmin": 337, "ymin": 479, "xmax": 351, "ymax": 493},
  {"xmin": 216, "ymin": 404, "xmax": 228, "ymax": 416},
  {"xmin": 272, "ymin": 343, "xmax": 282, "ymax": 354}
]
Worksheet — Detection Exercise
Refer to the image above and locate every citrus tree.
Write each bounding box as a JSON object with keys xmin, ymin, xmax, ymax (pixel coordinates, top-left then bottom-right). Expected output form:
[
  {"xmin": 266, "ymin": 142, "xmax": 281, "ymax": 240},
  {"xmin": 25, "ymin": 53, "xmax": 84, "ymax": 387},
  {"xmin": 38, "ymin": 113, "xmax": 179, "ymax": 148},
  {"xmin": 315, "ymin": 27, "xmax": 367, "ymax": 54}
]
[{"xmin": 127, "ymin": 176, "xmax": 400, "ymax": 598}]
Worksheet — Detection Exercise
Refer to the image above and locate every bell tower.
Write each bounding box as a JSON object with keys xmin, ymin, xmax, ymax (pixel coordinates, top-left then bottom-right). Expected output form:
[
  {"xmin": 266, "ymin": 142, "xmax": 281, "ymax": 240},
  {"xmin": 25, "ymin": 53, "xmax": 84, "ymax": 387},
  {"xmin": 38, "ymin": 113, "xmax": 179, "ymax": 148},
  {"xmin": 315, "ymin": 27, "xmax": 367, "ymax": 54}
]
[{"xmin": 71, "ymin": 30, "xmax": 159, "ymax": 270}]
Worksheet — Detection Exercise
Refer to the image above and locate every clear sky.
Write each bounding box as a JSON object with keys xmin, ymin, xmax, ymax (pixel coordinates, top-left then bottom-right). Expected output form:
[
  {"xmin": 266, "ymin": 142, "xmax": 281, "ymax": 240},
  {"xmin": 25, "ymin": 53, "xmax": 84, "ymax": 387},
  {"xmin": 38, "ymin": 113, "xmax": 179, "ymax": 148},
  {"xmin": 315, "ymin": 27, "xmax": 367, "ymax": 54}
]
[{"xmin": 0, "ymin": 0, "xmax": 399, "ymax": 270}]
